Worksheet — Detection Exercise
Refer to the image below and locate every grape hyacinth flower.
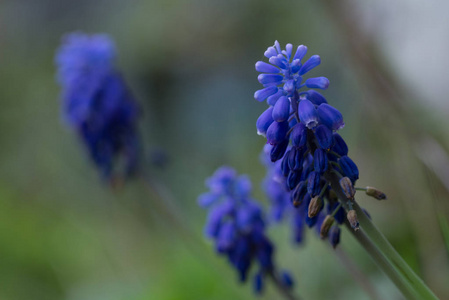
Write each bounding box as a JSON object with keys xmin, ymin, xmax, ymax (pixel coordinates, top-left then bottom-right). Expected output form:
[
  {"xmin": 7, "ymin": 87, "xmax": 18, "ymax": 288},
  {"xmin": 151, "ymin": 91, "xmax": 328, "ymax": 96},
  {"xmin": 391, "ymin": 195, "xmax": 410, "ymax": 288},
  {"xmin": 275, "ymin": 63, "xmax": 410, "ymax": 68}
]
[
  {"xmin": 55, "ymin": 32, "xmax": 139, "ymax": 179},
  {"xmin": 198, "ymin": 166, "xmax": 294, "ymax": 295},
  {"xmin": 256, "ymin": 41, "xmax": 360, "ymax": 244}
]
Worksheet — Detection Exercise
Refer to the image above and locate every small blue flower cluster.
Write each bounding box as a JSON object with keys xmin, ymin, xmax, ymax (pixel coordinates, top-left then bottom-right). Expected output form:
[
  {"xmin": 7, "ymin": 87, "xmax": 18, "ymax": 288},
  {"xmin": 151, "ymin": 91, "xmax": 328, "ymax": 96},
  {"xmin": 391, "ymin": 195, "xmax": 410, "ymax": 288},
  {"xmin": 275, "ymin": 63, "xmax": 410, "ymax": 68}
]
[
  {"xmin": 262, "ymin": 145, "xmax": 343, "ymax": 248},
  {"xmin": 198, "ymin": 166, "xmax": 293, "ymax": 293},
  {"xmin": 256, "ymin": 41, "xmax": 360, "ymax": 244},
  {"xmin": 55, "ymin": 32, "xmax": 139, "ymax": 179}
]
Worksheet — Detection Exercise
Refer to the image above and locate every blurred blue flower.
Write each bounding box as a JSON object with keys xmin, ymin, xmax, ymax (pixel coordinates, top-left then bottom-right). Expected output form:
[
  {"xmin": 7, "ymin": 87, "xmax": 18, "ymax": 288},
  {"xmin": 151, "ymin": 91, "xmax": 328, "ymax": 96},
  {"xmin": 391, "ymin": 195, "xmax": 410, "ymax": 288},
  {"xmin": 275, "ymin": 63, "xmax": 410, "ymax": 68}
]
[
  {"xmin": 199, "ymin": 166, "xmax": 292, "ymax": 292},
  {"xmin": 55, "ymin": 32, "xmax": 139, "ymax": 179}
]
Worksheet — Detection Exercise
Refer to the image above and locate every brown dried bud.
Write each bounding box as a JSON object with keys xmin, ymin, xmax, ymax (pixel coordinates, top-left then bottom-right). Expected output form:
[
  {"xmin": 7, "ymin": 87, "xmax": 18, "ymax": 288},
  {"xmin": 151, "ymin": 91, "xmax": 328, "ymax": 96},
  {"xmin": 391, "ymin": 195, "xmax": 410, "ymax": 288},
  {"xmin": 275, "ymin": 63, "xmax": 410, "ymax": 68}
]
[
  {"xmin": 320, "ymin": 215, "xmax": 335, "ymax": 239},
  {"xmin": 292, "ymin": 200, "xmax": 301, "ymax": 207},
  {"xmin": 366, "ymin": 186, "xmax": 387, "ymax": 200},
  {"xmin": 347, "ymin": 210, "xmax": 359, "ymax": 231},
  {"xmin": 339, "ymin": 177, "xmax": 355, "ymax": 199},
  {"xmin": 308, "ymin": 196, "xmax": 323, "ymax": 218}
]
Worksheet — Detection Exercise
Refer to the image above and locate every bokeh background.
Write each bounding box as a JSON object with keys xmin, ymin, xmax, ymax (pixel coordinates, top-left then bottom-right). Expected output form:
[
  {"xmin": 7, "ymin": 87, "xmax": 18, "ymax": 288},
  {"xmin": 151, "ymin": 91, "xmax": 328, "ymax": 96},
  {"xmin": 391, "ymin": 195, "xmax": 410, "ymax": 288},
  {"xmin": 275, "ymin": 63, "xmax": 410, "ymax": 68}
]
[{"xmin": 1, "ymin": 0, "xmax": 449, "ymax": 299}]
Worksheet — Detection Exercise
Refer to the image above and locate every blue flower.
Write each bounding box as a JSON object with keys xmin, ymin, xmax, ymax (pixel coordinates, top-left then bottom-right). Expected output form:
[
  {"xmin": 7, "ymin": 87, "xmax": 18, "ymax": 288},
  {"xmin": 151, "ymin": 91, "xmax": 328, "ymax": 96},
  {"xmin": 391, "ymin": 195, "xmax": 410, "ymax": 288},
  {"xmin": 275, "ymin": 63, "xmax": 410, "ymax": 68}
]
[
  {"xmin": 256, "ymin": 42, "xmax": 363, "ymax": 248},
  {"xmin": 55, "ymin": 32, "xmax": 139, "ymax": 179},
  {"xmin": 199, "ymin": 166, "xmax": 293, "ymax": 292}
]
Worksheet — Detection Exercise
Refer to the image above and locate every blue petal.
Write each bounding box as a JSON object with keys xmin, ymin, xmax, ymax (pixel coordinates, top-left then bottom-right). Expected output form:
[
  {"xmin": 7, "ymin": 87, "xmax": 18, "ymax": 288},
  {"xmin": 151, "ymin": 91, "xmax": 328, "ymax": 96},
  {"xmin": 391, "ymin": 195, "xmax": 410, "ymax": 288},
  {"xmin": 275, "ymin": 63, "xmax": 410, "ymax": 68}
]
[
  {"xmin": 267, "ymin": 90, "xmax": 283, "ymax": 106},
  {"xmin": 288, "ymin": 147, "xmax": 305, "ymax": 171},
  {"xmin": 305, "ymin": 77, "xmax": 329, "ymax": 90},
  {"xmin": 291, "ymin": 123, "xmax": 307, "ymax": 148},
  {"xmin": 291, "ymin": 181, "xmax": 307, "ymax": 205},
  {"xmin": 266, "ymin": 121, "xmax": 289, "ymax": 145},
  {"xmin": 314, "ymin": 149, "xmax": 328, "ymax": 173},
  {"xmin": 332, "ymin": 133, "xmax": 348, "ymax": 156},
  {"xmin": 269, "ymin": 54, "xmax": 288, "ymax": 69},
  {"xmin": 339, "ymin": 156, "xmax": 359, "ymax": 182},
  {"xmin": 315, "ymin": 124, "xmax": 333, "ymax": 150},
  {"xmin": 329, "ymin": 226, "xmax": 341, "ymax": 248},
  {"xmin": 216, "ymin": 222, "xmax": 236, "ymax": 252},
  {"xmin": 281, "ymin": 152, "xmax": 291, "ymax": 177},
  {"xmin": 281, "ymin": 271, "xmax": 294, "ymax": 288},
  {"xmin": 254, "ymin": 272, "xmax": 264, "ymax": 294},
  {"xmin": 285, "ymin": 43, "xmax": 293, "ymax": 59},
  {"xmin": 299, "ymin": 55, "xmax": 321, "ymax": 75},
  {"xmin": 264, "ymin": 46, "xmax": 277, "ymax": 58},
  {"xmin": 298, "ymin": 99, "xmax": 319, "ymax": 129},
  {"xmin": 307, "ymin": 171, "xmax": 321, "ymax": 197},
  {"xmin": 293, "ymin": 45, "xmax": 307, "ymax": 61},
  {"xmin": 305, "ymin": 90, "xmax": 328, "ymax": 105},
  {"xmin": 274, "ymin": 40, "xmax": 282, "ymax": 53},
  {"xmin": 270, "ymin": 139, "xmax": 289, "ymax": 162},
  {"xmin": 255, "ymin": 61, "xmax": 279, "ymax": 73},
  {"xmin": 197, "ymin": 192, "xmax": 219, "ymax": 207},
  {"xmin": 256, "ymin": 107, "xmax": 274, "ymax": 136},
  {"xmin": 258, "ymin": 74, "xmax": 284, "ymax": 85},
  {"xmin": 272, "ymin": 96, "xmax": 290, "ymax": 122},
  {"xmin": 287, "ymin": 170, "xmax": 302, "ymax": 191},
  {"xmin": 254, "ymin": 86, "xmax": 278, "ymax": 102},
  {"xmin": 317, "ymin": 104, "xmax": 345, "ymax": 131}
]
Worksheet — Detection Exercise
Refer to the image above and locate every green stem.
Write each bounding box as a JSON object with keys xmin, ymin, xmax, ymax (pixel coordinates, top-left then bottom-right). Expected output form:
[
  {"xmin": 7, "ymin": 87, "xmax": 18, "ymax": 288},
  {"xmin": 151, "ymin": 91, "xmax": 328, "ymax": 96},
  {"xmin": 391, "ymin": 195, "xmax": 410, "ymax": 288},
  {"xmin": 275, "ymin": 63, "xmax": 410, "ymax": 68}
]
[
  {"xmin": 343, "ymin": 219, "xmax": 417, "ymax": 300},
  {"xmin": 355, "ymin": 187, "xmax": 367, "ymax": 191},
  {"xmin": 325, "ymin": 171, "xmax": 439, "ymax": 300}
]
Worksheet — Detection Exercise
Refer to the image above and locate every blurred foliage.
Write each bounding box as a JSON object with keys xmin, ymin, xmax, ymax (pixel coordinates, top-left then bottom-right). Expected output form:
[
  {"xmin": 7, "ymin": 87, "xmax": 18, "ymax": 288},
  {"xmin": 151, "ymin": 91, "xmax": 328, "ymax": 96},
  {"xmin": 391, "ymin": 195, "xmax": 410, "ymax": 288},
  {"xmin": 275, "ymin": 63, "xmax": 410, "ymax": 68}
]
[{"xmin": 0, "ymin": 0, "xmax": 449, "ymax": 299}]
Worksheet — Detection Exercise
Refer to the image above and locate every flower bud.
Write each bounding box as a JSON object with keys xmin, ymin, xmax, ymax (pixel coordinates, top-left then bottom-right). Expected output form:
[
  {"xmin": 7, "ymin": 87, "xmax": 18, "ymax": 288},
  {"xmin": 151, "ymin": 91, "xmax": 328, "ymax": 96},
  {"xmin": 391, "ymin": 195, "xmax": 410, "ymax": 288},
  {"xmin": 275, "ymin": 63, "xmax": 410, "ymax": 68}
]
[
  {"xmin": 347, "ymin": 210, "xmax": 359, "ymax": 231},
  {"xmin": 299, "ymin": 55, "xmax": 320, "ymax": 75},
  {"xmin": 317, "ymin": 103, "xmax": 345, "ymax": 131},
  {"xmin": 258, "ymin": 74, "xmax": 283, "ymax": 85},
  {"xmin": 339, "ymin": 156, "xmax": 359, "ymax": 182},
  {"xmin": 272, "ymin": 96, "xmax": 290, "ymax": 122},
  {"xmin": 291, "ymin": 181, "xmax": 307, "ymax": 207},
  {"xmin": 314, "ymin": 148, "xmax": 328, "ymax": 173},
  {"xmin": 256, "ymin": 107, "xmax": 274, "ymax": 136},
  {"xmin": 293, "ymin": 45, "xmax": 307, "ymax": 61},
  {"xmin": 253, "ymin": 272, "xmax": 264, "ymax": 294},
  {"xmin": 281, "ymin": 152, "xmax": 291, "ymax": 177},
  {"xmin": 331, "ymin": 133, "xmax": 348, "ymax": 156},
  {"xmin": 315, "ymin": 124, "xmax": 333, "ymax": 150},
  {"xmin": 291, "ymin": 123, "xmax": 307, "ymax": 148},
  {"xmin": 288, "ymin": 147, "xmax": 303, "ymax": 171},
  {"xmin": 307, "ymin": 171, "xmax": 321, "ymax": 197},
  {"xmin": 305, "ymin": 77, "xmax": 330, "ymax": 90},
  {"xmin": 287, "ymin": 170, "xmax": 301, "ymax": 191},
  {"xmin": 281, "ymin": 271, "xmax": 294, "ymax": 288},
  {"xmin": 298, "ymin": 99, "xmax": 319, "ymax": 129},
  {"xmin": 308, "ymin": 196, "xmax": 323, "ymax": 218},
  {"xmin": 329, "ymin": 226, "xmax": 341, "ymax": 249},
  {"xmin": 266, "ymin": 121, "xmax": 289, "ymax": 145},
  {"xmin": 305, "ymin": 90, "xmax": 328, "ymax": 105},
  {"xmin": 339, "ymin": 177, "xmax": 355, "ymax": 199},
  {"xmin": 267, "ymin": 90, "xmax": 283, "ymax": 106},
  {"xmin": 366, "ymin": 186, "xmax": 387, "ymax": 200},
  {"xmin": 255, "ymin": 61, "xmax": 279, "ymax": 73},
  {"xmin": 254, "ymin": 86, "xmax": 278, "ymax": 102},
  {"xmin": 270, "ymin": 139, "xmax": 288, "ymax": 162},
  {"xmin": 320, "ymin": 215, "xmax": 335, "ymax": 239}
]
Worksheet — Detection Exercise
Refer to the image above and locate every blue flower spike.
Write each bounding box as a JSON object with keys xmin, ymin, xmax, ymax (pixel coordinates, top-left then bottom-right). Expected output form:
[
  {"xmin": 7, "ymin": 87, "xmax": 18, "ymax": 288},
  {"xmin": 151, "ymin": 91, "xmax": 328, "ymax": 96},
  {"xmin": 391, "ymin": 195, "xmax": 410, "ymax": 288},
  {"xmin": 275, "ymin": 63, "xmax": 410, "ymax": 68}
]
[
  {"xmin": 56, "ymin": 32, "xmax": 139, "ymax": 180},
  {"xmin": 199, "ymin": 166, "xmax": 294, "ymax": 295},
  {"xmin": 256, "ymin": 41, "xmax": 365, "ymax": 250}
]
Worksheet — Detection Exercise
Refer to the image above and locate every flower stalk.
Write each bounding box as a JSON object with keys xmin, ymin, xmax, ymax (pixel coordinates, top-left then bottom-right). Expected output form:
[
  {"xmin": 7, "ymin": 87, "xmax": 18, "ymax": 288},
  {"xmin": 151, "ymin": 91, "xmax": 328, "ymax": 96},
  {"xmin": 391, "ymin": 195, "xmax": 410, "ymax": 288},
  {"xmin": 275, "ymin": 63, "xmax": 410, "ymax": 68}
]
[{"xmin": 326, "ymin": 171, "xmax": 439, "ymax": 300}]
